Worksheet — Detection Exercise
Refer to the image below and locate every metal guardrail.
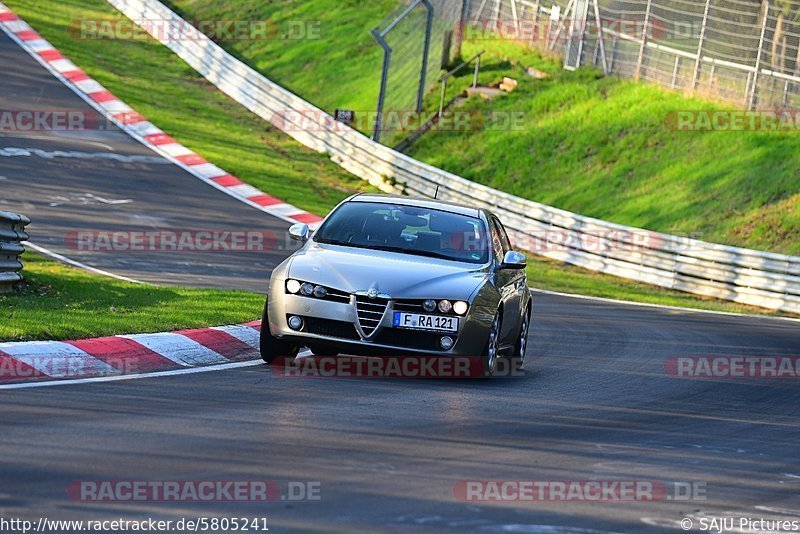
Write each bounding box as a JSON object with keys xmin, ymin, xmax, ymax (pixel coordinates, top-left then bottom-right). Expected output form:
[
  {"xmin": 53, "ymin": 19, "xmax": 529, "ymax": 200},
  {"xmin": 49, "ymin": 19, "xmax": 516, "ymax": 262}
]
[
  {"xmin": 0, "ymin": 211, "xmax": 30, "ymax": 293},
  {"xmin": 106, "ymin": 0, "xmax": 800, "ymax": 314}
]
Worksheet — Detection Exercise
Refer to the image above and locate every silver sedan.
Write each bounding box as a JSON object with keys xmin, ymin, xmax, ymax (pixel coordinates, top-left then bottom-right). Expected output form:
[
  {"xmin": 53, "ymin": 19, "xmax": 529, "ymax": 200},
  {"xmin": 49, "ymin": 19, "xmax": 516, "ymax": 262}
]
[{"xmin": 260, "ymin": 194, "xmax": 531, "ymax": 376}]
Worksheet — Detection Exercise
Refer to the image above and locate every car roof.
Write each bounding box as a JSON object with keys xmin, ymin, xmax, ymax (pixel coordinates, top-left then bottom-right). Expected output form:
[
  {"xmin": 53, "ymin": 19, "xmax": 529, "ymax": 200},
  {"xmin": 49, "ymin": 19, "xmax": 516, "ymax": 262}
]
[{"xmin": 348, "ymin": 194, "xmax": 482, "ymax": 218}]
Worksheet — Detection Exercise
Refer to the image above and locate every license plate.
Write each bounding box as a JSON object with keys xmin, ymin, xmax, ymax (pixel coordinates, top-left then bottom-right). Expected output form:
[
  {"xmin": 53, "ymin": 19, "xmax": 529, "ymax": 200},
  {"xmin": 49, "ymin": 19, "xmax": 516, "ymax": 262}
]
[{"xmin": 393, "ymin": 312, "xmax": 459, "ymax": 333}]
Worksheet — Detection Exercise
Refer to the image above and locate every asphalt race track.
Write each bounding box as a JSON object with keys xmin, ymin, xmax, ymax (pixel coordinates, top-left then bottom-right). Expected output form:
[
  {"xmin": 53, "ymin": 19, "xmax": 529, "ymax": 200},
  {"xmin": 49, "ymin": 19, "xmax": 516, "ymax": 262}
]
[
  {"xmin": 2, "ymin": 25, "xmax": 800, "ymax": 534},
  {"xmin": 0, "ymin": 30, "xmax": 289, "ymax": 291}
]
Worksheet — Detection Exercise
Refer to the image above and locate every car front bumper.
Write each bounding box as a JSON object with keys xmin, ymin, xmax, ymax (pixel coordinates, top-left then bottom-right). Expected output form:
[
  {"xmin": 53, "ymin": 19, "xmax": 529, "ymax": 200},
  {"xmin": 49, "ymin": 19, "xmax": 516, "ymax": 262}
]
[{"xmin": 268, "ymin": 281, "xmax": 489, "ymax": 357}]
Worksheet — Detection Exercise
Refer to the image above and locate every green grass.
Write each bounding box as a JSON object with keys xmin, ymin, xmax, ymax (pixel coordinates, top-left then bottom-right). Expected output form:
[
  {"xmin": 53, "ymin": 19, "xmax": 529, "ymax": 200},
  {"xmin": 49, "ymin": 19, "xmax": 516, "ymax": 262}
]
[
  {"xmin": 410, "ymin": 42, "xmax": 800, "ymax": 255},
  {"xmin": 7, "ymin": 0, "xmax": 798, "ymax": 319},
  {"xmin": 166, "ymin": 1, "xmax": 800, "ymax": 255},
  {"xmin": 0, "ymin": 254, "xmax": 263, "ymax": 342},
  {"xmin": 5, "ymin": 0, "xmax": 374, "ymax": 217}
]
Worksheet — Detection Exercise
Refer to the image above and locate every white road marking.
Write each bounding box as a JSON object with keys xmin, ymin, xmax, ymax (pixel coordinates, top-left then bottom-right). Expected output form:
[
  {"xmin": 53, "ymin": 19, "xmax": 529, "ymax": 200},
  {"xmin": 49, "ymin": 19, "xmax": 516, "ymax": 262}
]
[
  {"xmin": 755, "ymin": 505, "xmax": 800, "ymax": 516},
  {"xmin": 0, "ymin": 360, "xmax": 264, "ymax": 390},
  {"xmin": 0, "ymin": 350, "xmax": 312, "ymax": 390},
  {"xmin": 23, "ymin": 242, "xmax": 145, "ymax": 284},
  {"xmin": 529, "ymin": 287, "xmax": 800, "ymax": 323},
  {"xmin": 83, "ymin": 193, "xmax": 133, "ymax": 205},
  {"xmin": 0, "ymin": 146, "xmax": 172, "ymax": 164}
]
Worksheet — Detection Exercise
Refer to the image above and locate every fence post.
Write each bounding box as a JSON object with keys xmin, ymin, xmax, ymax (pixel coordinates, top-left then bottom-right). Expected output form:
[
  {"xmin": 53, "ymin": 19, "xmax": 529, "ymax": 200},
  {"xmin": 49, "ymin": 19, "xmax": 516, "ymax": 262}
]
[
  {"xmin": 372, "ymin": 28, "xmax": 392, "ymax": 143},
  {"xmin": 592, "ymin": 0, "xmax": 609, "ymax": 74},
  {"xmin": 749, "ymin": 0, "xmax": 770, "ymax": 110},
  {"xmin": 453, "ymin": 0, "xmax": 470, "ymax": 60},
  {"xmin": 635, "ymin": 0, "xmax": 653, "ymax": 80},
  {"xmin": 671, "ymin": 55, "xmax": 680, "ymax": 88},
  {"xmin": 418, "ymin": 0, "xmax": 434, "ymax": 112},
  {"xmin": 690, "ymin": 0, "xmax": 711, "ymax": 95}
]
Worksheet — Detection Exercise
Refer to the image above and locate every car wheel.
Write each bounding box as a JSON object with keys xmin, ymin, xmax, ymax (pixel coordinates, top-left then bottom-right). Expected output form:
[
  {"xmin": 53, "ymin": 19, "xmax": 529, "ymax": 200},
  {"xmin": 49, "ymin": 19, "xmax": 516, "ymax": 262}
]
[
  {"xmin": 511, "ymin": 307, "xmax": 531, "ymax": 370},
  {"xmin": 259, "ymin": 300, "xmax": 299, "ymax": 364},
  {"xmin": 482, "ymin": 311, "xmax": 501, "ymax": 377}
]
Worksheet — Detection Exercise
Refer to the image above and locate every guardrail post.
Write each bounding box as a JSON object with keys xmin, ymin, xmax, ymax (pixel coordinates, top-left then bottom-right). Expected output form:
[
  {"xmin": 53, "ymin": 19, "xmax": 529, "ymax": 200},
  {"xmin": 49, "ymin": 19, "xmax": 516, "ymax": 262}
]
[{"xmin": 690, "ymin": 0, "xmax": 711, "ymax": 96}]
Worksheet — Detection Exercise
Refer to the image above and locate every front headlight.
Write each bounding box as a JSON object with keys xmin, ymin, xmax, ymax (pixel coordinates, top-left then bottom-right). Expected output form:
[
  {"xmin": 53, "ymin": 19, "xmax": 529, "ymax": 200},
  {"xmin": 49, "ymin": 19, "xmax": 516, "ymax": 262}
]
[
  {"xmin": 453, "ymin": 301, "xmax": 469, "ymax": 316},
  {"xmin": 438, "ymin": 300, "xmax": 452, "ymax": 313},
  {"xmin": 286, "ymin": 279, "xmax": 301, "ymax": 294},
  {"xmin": 300, "ymin": 283, "xmax": 315, "ymax": 296}
]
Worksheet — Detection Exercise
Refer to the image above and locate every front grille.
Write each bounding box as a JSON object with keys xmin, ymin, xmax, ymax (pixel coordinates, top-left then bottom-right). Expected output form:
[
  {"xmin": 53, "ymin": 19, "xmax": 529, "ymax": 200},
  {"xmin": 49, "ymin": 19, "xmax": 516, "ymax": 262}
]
[
  {"xmin": 375, "ymin": 329, "xmax": 456, "ymax": 352},
  {"xmin": 355, "ymin": 295, "xmax": 389, "ymax": 337},
  {"xmin": 301, "ymin": 317, "xmax": 360, "ymax": 340}
]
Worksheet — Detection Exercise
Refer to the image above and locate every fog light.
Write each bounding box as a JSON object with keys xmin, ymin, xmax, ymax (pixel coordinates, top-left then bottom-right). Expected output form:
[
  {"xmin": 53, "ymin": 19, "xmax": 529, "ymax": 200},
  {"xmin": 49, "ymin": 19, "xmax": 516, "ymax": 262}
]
[
  {"xmin": 288, "ymin": 315, "xmax": 303, "ymax": 331},
  {"xmin": 300, "ymin": 283, "xmax": 314, "ymax": 296},
  {"xmin": 438, "ymin": 300, "xmax": 452, "ymax": 313},
  {"xmin": 313, "ymin": 285, "xmax": 327, "ymax": 298},
  {"xmin": 286, "ymin": 279, "xmax": 301, "ymax": 294},
  {"xmin": 453, "ymin": 301, "xmax": 468, "ymax": 315},
  {"xmin": 440, "ymin": 336, "xmax": 454, "ymax": 350},
  {"xmin": 423, "ymin": 299, "xmax": 436, "ymax": 312}
]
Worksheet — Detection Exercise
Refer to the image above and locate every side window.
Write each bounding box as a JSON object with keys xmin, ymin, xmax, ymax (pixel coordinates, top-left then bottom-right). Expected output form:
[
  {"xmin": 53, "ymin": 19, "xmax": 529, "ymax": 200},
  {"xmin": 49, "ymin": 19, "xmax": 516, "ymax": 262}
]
[
  {"xmin": 489, "ymin": 218, "xmax": 504, "ymax": 262},
  {"xmin": 492, "ymin": 216, "xmax": 512, "ymax": 254}
]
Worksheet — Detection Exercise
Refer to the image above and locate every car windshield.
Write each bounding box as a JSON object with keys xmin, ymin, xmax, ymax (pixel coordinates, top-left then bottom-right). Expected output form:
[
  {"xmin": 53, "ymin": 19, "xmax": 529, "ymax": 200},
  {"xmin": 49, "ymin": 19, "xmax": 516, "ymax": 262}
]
[{"xmin": 314, "ymin": 201, "xmax": 490, "ymax": 264}]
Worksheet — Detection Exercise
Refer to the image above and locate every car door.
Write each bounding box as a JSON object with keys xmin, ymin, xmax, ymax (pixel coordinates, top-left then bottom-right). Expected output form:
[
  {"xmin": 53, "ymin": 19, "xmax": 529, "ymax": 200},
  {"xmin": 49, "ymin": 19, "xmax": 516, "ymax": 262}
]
[{"xmin": 489, "ymin": 215, "xmax": 523, "ymax": 346}]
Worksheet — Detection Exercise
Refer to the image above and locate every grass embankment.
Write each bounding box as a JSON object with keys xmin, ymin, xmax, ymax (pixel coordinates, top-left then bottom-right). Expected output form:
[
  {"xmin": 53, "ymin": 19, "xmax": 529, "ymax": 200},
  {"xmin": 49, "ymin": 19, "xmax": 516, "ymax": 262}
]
[
  {"xmin": 169, "ymin": 0, "xmax": 800, "ymax": 256},
  {"xmin": 6, "ymin": 0, "xmax": 797, "ymax": 318},
  {"xmin": 0, "ymin": 254, "xmax": 263, "ymax": 342}
]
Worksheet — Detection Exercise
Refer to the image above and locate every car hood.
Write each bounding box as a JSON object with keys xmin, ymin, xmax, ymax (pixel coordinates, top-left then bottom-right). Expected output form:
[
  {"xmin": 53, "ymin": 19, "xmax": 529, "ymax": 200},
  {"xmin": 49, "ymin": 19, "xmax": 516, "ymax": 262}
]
[{"xmin": 288, "ymin": 242, "xmax": 488, "ymax": 300}]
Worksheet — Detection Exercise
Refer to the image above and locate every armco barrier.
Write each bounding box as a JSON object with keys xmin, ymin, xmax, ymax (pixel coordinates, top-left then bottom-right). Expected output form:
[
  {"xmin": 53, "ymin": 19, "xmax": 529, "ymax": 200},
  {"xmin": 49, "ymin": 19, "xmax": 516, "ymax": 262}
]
[
  {"xmin": 104, "ymin": 0, "xmax": 800, "ymax": 314},
  {"xmin": 0, "ymin": 211, "xmax": 30, "ymax": 292}
]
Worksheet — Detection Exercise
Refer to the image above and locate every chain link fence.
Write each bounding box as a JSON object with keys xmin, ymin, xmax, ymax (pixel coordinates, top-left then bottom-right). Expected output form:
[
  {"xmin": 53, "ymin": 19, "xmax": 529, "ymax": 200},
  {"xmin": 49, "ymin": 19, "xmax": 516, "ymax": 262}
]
[
  {"xmin": 371, "ymin": 0, "xmax": 466, "ymax": 142},
  {"xmin": 373, "ymin": 0, "xmax": 800, "ymax": 124},
  {"xmin": 458, "ymin": 0, "xmax": 800, "ymax": 109}
]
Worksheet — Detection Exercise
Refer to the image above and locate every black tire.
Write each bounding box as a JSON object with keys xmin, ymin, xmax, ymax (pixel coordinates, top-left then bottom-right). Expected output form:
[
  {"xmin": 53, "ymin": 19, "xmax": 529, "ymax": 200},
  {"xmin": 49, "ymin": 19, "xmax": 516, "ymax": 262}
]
[
  {"xmin": 259, "ymin": 299, "xmax": 298, "ymax": 364},
  {"xmin": 481, "ymin": 311, "xmax": 502, "ymax": 377},
  {"xmin": 510, "ymin": 306, "xmax": 531, "ymax": 372}
]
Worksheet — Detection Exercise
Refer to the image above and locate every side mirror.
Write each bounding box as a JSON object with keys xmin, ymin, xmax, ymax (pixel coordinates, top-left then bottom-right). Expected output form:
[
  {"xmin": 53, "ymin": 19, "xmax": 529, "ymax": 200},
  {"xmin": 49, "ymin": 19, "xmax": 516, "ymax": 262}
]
[
  {"xmin": 288, "ymin": 223, "xmax": 309, "ymax": 242},
  {"xmin": 499, "ymin": 250, "xmax": 526, "ymax": 270}
]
